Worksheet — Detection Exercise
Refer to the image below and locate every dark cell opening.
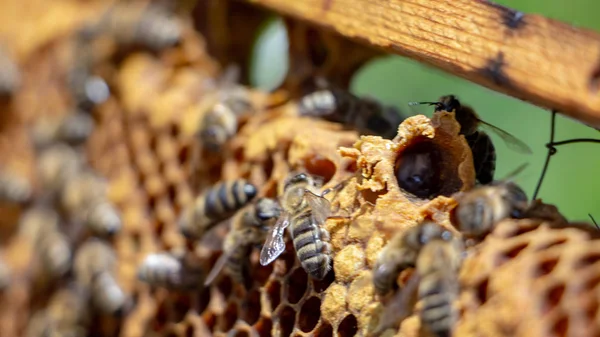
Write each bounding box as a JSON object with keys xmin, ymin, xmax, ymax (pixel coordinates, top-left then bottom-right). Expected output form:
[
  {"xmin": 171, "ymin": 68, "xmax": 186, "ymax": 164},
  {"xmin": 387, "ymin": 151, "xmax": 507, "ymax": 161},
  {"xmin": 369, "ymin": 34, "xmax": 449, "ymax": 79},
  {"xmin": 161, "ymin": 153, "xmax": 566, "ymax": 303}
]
[
  {"xmin": 314, "ymin": 322, "xmax": 333, "ymax": 337},
  {"xmin": 306, "ymin": 28, "xmax": 329, "ymax": 68},
  {"xmin": 503, "ymin": 242, "xmax": 529, "ymax": 260},
  {"xmin": 304, "ymin": 155, "xmax": 336, "ymax": 185},
  {"xmin": 196, "ymin": 285, "xmax": 211, "ymax": 314},
  {"xmin": 545, "ymin": 283, "xmax": 565, "ymax": 310},
  {"xmin": 216, "ymin": 274, "xmax": 233, "ymax": 300},
  {"xmin": 312, "ymin": 268, "xmax": 335, "ymax": 293},
  {"xmin": 168, "ymin": 293, "xmax": 192, "ymax": 323},
  {"xmin": 254, "ymin": 316, "xmax": 273, "ymax": 337},
  {"xmin": 551, "ymin": 315, "xmax": 569, "ymax": 337},
  {"xmin": 395, "ymin": 140, "xmax": 442, "ymax": 199},
  {"xmin": 338, "ymin": 314, "xmax": 358, "ymax": 337},
  {"xmin": 476, "ymin": 278, "xmax": 489, "ymax": 304},
  {"xmin": 279, "ymin": 306, "xmax": 297, "ymax": 337},
  {"xmin": 537, "ymin": 258, "xmax": 559, "ymax": 277},
  {"xmin": 286, "ymin": 268, "xmax": 308, "ymax": 304},
  {"xmin": 234, "ymin": 330, "xmax": 250, "ymax": 337},
  {"xmin": 265, "ymin": 280, "xmax": 281, "ymax": 312},
  {"xmin": 219, "ymin": 301, "xmax": 239, "ymax": 331},
  {"xmin": 241, "ymin": 289, "xmax": 261, "ymax": 325},
  {"xmin": 298, "ymin": 297, "xmax": 321, "ymax": 332}
]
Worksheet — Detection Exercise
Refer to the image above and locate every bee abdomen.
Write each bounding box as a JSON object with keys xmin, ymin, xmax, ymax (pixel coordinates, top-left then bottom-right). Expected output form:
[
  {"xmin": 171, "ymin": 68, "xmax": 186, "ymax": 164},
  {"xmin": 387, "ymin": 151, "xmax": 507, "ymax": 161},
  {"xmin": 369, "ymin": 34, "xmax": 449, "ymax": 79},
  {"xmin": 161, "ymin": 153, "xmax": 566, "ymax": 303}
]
[
  {"xmin": 292, "ymin": 216, "xmax": 331, "ymax": 280},
  {"xmin": 225, "ymin": 247, "xmax": 251, "ymax": 285},
  {"xmin": 203, "ymin": 180, "xmax": 257, "ymax": 219},
  {"xmin": 40, "ymin": 232, "xmax": 72, "ymax": 278},
  {"xmin": 92, "ymin": 271, "xmax": 127, "ymax": 315}
]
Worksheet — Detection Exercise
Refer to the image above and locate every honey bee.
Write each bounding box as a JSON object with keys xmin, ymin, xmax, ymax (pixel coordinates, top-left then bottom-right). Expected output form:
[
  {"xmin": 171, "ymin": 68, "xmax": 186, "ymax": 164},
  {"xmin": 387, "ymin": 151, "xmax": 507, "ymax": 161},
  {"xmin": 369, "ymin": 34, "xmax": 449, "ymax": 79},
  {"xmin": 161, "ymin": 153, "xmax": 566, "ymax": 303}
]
[
  {"xmin": 0, "ymin": 169, "xmax": 32, "ymax": 203},
  {"xmin": 178, "ymin": 179, "xmax": 258, "ymax": 239},
  {"xmin": 198, "ymin": 66, "xmax": 253, "ymax": 153},
  {"xmin": 453, "ymin": 180, "xmax": 529, "ymax": 238},
  {"xmin": 60, "ymin": 170, "xmax": 122, "ymax": 236},
  {"xmin": 372, "ymin": 221, "xmax": 452, "ymax": 296},
  {"xmin": 205, "ymin": 198, "xmax": 282, "ymax": 288},
  {"xmin": 410, "ymin": 95, "xmax": 531, "ymax": 184},
  {"xmin": 37, "ymin": 144, "xmax": 83, "ymax": 193},
  {"xmin": 416, "ymin": 238, "xmax": 464, "ymax": 337},
  {"xmin": 94, "ymin": 2, "xmax": 182, "ymax": 51},
  {"xmin": 32, "ymin": 112, "xmax": 95, "ymax": 147},
  {"xmin": 19, "ymin": 207, "xmax": 72, "ymax": 279},
  {"xmin": 137, "ymin": 252, "xmax": 204, "ymax": 290},
  {"xmin": 0, "ymin": 44, "xmax": 21, "ymax": 96},
  {"xmin": 260, "ymin": 172, "xmax": 336, "ymax": 280},
  {"xmin": 74, "ymin": 239, "xmax": 127, "ymax": 315},
  {"xmin": 298, "ymin": 88, "xmax": 406, "ymax": 139}
]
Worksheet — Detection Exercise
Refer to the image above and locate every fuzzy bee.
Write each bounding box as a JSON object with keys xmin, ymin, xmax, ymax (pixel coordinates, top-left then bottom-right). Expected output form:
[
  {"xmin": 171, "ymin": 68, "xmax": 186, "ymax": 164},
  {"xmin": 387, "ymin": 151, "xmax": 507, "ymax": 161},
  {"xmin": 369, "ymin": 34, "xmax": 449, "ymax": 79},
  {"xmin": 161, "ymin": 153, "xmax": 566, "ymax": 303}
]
[
  {"xmin": 416, "ymin": 237, "xmax": 464, "ymax": 337},
  {"xmin": 198, "ymin": 66, "xmax": 253, "ymax": 153},
  {"xmin": 31, "ymin": 112, "xmax": 95, "ymax": 147},
  {"xmin": 0, "ymin": 169, "xmax": 32, "ymax": 204},
  {"xmin": 260, "ymin": 172, "xmax": 337, "ymax": 280},
  {"xmin": 205, "ymin": 198, "xmax": 281, "ymax": 288},
  {"xmin": 372, "ymin": 221, "xmax": 452, "ymax": 296},
  {"xmin": 19, "ymin": 207, "xmax": 72, "ymax": 280},
  {"xmin": 453, "ymin": 180, "xmax": 529, "ymax": 239},
  {"xmin": 74, "ymin": 239, "xmax": 127, "ymax": 315},
  {"xmin": 298, "ymin": 88, "xmax": 406, "ymax": 139},
  {"xmin": 37, "ymin": 143, "xmax": 83, "ymax": 193},
  {"xmin": 410, "ymin": 95, "xmax": 531, "ymax": 184},
  {"xmin": 374, "ymin": 222, "xmax": 463, "ymax": 336},
  {"xmin": 137, "ymin": 252, "xmax": 204, "ymax": 290},
  {"xmin": 0, "ymin": 44, "xmax": 21, "ymax": 97},
  {"xmin": 178, "ymin": 179, "xmax": 258, "ymax": 239},
  {"xmin": 60, "ymin": 170, "xmax": 122, "ymax": 236}
]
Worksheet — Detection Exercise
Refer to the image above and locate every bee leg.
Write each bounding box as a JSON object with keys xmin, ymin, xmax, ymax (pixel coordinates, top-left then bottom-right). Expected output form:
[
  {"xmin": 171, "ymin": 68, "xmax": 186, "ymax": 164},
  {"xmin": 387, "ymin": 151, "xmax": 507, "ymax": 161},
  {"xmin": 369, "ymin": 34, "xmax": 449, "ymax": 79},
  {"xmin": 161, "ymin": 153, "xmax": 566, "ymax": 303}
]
[
  {"xmin": 321, "ymin": 178, "xmax": 350, "ymax": 197},
  {"xmin": 319, "ymin": 227, "xmax": 331, "ymax": 242}
]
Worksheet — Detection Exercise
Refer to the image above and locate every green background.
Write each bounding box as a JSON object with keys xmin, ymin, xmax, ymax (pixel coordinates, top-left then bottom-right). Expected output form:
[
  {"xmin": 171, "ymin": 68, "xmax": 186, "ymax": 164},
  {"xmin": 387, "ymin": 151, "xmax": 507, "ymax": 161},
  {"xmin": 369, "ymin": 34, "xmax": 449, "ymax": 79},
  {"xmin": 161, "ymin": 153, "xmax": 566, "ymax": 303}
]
[{"xmin": 248, "ymin": 0, "xmax": 600, "ymax": 222}]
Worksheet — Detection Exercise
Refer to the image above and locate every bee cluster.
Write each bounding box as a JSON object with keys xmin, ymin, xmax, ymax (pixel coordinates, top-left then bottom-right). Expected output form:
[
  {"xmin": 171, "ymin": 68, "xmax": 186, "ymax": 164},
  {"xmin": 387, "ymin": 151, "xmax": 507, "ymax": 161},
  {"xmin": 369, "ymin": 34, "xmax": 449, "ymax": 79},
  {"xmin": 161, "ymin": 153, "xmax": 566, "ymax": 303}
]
[{"xmin": 0, "ymin": 1, "xmax": 599, "ymax": 337}]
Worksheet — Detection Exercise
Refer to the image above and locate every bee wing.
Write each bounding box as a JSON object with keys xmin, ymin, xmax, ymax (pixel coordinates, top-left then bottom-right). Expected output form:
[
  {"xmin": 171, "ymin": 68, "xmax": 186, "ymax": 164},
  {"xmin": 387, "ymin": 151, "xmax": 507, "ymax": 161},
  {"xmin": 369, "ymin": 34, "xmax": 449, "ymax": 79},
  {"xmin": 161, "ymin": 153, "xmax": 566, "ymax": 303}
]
[
  {"xmin": 204, "ymin": 241, "xmax": 241, "ymax": 287},
  {"xmin": 304, "ymin": 190, "xmax": 332, "ymax": 225},
  {"xmin": 259, "ymin": 214, "xmax": 290, "ymax": 266},
  {"xmin": 478, "ymin": 120, "xmax": 532, "ymax": 154}
]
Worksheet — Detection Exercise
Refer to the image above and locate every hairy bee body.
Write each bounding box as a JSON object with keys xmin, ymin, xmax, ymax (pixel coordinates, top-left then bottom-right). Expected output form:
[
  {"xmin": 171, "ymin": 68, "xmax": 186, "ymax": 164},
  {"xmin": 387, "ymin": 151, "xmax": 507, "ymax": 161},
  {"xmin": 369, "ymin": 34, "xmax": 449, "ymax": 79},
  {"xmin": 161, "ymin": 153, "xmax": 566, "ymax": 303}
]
[
  {"xmin": 137, "ymin": 253, "xmax": 203, "ymax": 290},
  {"xmin": 417, "ymin": 238, "xmax": 464, "ymax": 337},
  {"xmin": 32, "ymin": 112, "xmax": 95, "ymax": 148},
  {"xmin": 206, "ymin": 198, "xmax": 281, "ymax": 287},
  {"xmin": 199, "ymin": 87, "xmax": 253, "ymax": 152},
  {"xmin": 283, "ymin": 174, "xmax": 332, "ymax": 280},
  {"xmin": 0, "ymin": 169, "xmax": 32, "ymax": 203},
  {"xmin": 298, "ymin": 88, "xmax": 405, "ymax": 139},
  {"xmin": 37, "ymin": 144, "xmax": 83, "ymax": 193},
  {"xmin": 61, "ymin": 170, "xmax": 121, "ymax": 236},
  {"xmin": 373, "ymin": 222, "xmax": 450, "ymax": 296},
  {"xmin": 432, "ymin": 95, "xmax": 530, "ymax": 185},
  {"xmin": 465, "ymin": 131, "xmax": 496, "ymax": 185},
  {"xmin": 19, "ymin": 207, "xmax": 71, "ymax": 279},
  {"xmin": 74, "ymin": 239, "xmax": 126, "ymax": 315},
  {"xmin": 0, "ymin": 45, "xmax": 20, "ymax": 96},
  {"xmin": 91, "ymin": 271, "xmax": 128, "ymax": 315},
  {"xmin": 455, "ymin": 181, "xmax": 528, "ymax": 238},
  {"xmin": 178, "ymin": 179, "xmax": 258, "ymax": 239}
]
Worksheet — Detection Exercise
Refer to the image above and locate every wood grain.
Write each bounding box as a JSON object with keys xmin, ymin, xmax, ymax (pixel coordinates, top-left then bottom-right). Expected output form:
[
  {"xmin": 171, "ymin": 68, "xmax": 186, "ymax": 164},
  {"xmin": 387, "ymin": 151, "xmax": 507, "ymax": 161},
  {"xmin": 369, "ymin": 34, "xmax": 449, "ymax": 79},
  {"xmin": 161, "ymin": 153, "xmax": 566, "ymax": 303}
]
[{"xmin": 245, "ymin": 0, "xmax": 600, "ymax": 128}]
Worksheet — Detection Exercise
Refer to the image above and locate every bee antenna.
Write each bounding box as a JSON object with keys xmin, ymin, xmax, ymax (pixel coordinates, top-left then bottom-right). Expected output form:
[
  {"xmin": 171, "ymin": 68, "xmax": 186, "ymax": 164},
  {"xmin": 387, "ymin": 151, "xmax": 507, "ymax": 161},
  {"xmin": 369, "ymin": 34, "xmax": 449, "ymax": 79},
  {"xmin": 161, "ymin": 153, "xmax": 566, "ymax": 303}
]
[
  {"xmin": 532, "ymin": 110, "xmax": 558, "ymax": 200},
  {"xmin": 502, "ymin": 162, "xmax": 529, "ymax": 182},
  {"xmin": 589, "ymin": 214, "xmax": 599, "ymax": 230},
  {"xmin": 407, "ymin": 101, "xmax": 438, "ymax": 106}
]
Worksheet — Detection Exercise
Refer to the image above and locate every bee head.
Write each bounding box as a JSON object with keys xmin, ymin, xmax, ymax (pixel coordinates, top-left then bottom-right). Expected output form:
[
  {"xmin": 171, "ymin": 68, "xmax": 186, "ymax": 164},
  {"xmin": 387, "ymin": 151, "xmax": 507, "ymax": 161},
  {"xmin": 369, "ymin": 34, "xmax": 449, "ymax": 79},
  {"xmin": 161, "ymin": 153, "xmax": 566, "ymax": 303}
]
[
  {"xmin": 284, "ymin": 172, "xmax": 311, "ymax": 191},
  {"xmin": 437, "ymin": 95, "xmax": 461, "ymax": 112}
]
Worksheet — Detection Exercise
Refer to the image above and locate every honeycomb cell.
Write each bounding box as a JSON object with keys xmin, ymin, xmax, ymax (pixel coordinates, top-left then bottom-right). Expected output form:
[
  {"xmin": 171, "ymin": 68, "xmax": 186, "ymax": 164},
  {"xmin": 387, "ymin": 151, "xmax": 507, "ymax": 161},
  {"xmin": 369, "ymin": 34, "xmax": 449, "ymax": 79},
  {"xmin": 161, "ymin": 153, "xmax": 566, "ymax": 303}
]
[
  {"xmin": 241, "ymin": 289, "xmax": 261, "ymax": 325},
  {"xmin": 313, "ymin": 322, "xmax": 333, "ymax": 337},
  {"xmin": 298, "ymin": 296, "xmax": 321, "ymax": 332},
  {"xmin": 279, "ymin": 306, "xmax": 296, "ymax": 337},
  {"xmin": 254, "ymin": 316, "xmax": 273, "ymax": 337},
  {"xmin": 216, "ymin": 275, "xmax": 233, "ymax": 300},
  {"xmin": 337, "ymin": 314, "xmax": 358, "ymax": 337},
  {"xmin": 312, "ymin": 268, "xmax": 335, "ymax": 293},
  {"xmin": 233, "ymin": 330, "xmax": 250, "ymax": 337},
  {"xmin": 333, "ymin": 244, "xmax": 364, "ymax": 283},
  {"xmin": 265, "ymin": 280, "xmax": 281, "ymax": 312},
  {"xmin": 303, "ymin": 155, "xmax": 336, "ymax": 185},
  {"xmin": 543, "ymin": 283, "xmax": 565, "ymax": 311},
  {"xmin": 219, "ymin": 301, "xmax": 239, "ymax": 331},
  {"xmin": 536, "ymin": 258, "xmax": 559, "ymax": 277},
  {"xmin": 286, "ymin": 268, "xmax": 308, "ymax": 305},
  {"xmin": 321, "ymin": 283, "xmax": 347, "ymax": 324}
]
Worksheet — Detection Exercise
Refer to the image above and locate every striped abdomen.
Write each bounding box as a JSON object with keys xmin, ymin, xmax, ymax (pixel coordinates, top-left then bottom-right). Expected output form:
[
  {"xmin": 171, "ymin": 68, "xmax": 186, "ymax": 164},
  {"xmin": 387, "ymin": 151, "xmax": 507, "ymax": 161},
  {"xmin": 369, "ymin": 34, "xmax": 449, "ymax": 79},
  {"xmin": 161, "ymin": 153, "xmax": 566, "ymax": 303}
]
[
  {"xmin": 290, "ymin": 208, "xmax": 332, "ymax": 280},
  {"xmin": 200, "ymin": 103, "xmax": 239, "ymax": 152},
  {"xmin": 418, "ymin": 271, "xmax": 457, "ymax": 337},
  {"xmin": 466, "ymin": 131, "xmax": 496, "ymax": 184},
  {"xmin": 179, "ymin": 180, "xmax": 257, "ymax": 238},
  {"xmin": 224, "ymin": 229, "xmax": 255, "ymax": 288}
]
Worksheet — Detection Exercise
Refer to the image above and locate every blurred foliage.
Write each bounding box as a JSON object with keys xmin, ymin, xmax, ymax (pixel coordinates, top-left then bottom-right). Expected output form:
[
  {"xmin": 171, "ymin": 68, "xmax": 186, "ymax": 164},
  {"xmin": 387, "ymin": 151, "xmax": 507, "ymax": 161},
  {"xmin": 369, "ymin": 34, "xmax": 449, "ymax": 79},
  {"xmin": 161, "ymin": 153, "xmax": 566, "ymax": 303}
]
[{"xmin": 249, "ymin": 0, "xmax": 600, "ymax": 222}]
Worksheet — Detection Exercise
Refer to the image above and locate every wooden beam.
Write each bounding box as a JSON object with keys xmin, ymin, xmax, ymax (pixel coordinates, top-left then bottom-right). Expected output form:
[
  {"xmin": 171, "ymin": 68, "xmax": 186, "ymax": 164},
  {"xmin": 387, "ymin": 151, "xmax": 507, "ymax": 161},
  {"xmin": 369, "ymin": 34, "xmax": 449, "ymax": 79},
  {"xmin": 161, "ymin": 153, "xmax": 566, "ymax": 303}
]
[{"xmin": 245, "ymin": 0, "xmax": 600, "ymax": 129}]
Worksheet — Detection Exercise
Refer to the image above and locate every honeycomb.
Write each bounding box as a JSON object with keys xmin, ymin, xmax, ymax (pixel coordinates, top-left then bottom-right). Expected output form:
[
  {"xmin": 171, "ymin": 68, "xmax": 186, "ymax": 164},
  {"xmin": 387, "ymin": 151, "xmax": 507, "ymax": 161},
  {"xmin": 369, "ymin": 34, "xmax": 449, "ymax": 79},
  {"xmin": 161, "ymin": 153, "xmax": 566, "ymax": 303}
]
[{"xmin": 0, "ymin": 1, "xmax": 599, "ymax": 337}]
